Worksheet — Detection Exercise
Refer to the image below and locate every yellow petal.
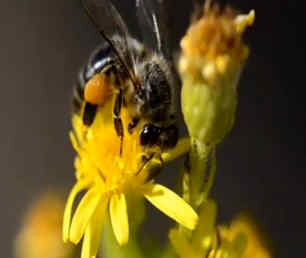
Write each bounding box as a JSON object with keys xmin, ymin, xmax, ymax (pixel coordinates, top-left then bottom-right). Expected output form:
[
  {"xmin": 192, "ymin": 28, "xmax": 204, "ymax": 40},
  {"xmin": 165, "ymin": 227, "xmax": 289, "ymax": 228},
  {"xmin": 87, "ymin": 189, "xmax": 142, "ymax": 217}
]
[
  {"xmin": 81, "ymin": 197, "xmax": 108, "ymax": 258},
  {"xmin": 70, "ymin": 187, "xmax": 102, "ymax": 244},
  {"xmin": 235, "ymin": 10, "xmax": 255, "ymax": 34},
  {"xmin": 63, "ymin": 181, "xmax": 89, "ymax": 242},
  {"xmin": 143, "ymin": 184, "xmax": 198, "ymax": 230},
  {"xmin": 70, "ymin": 131, "xmax": 81, "ymax": 153},
  {"xmin": 109, "ymin": 193, "xmax": 129, "ymax": 245}
]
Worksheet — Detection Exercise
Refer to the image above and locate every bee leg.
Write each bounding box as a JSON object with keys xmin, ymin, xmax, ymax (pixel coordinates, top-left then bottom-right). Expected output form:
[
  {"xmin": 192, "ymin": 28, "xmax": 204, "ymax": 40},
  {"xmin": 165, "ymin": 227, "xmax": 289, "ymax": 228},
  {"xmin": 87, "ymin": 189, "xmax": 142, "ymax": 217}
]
[
  {"xmin": 82, "ymin": 102, "xmax": 97, "ymax": 126},
  {"xmin": 146, "ymin": 153, "xmax": 164, "ymax": 181},
  {"xmin": 128, "ymin": 117, "xmax": 140, "ymax": 134},
  {"xmin": 114, "ymin": 89, "xmax": 124, "ymax": 155},
  {"xmin": 136, "ymin": 153, "xmax": 153, "ymax": 175},
  {"xmin": 114, "ymin": 117, "xmax": 124, "ymax": 154}
]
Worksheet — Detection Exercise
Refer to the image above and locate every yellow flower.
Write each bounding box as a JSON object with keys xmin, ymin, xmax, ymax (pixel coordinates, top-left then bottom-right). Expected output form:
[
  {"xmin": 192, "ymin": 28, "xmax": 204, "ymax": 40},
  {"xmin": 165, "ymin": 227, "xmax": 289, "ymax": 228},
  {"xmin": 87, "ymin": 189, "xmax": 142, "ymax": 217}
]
[
  {"xmin": 170, "ymin": 203, "xmax": 271, "ymax": 258},
  {"xmin": 63, "ymin": 98, "xmax": 198, "ymax": 258},
  {"xmin": 169, "ymin": 200, "xmax": 217, "ymax": 258},
  {"xmin": 15, "ymin": 191, "xmax": 75, "ymax": 258},
  {"xmin": 219, "ymin": 215, "xmax": 271, "ymax": 258}
]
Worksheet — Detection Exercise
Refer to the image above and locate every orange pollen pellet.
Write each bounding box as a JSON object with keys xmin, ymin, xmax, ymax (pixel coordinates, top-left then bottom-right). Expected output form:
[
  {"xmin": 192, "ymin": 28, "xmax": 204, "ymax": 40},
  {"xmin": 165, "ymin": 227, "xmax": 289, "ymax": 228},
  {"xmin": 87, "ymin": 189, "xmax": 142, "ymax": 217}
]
[{"xmin": 84, "ymin": 74, "xmax": 112, "ymax": 105}]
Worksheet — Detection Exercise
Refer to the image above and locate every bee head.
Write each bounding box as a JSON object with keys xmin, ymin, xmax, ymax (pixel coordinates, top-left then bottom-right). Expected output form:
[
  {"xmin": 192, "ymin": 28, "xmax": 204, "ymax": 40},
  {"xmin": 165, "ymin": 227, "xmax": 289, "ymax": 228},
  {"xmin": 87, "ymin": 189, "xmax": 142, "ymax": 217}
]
[{"xmin": 140, "ymin": 123, "xmax": 178, "ymax": 149}]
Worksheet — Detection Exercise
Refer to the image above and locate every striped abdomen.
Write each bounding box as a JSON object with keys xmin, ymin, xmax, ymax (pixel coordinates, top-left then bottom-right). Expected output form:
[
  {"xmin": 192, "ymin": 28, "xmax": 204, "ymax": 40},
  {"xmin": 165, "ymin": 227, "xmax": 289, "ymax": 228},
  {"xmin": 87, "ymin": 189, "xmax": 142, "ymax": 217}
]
[{"xmin": 72, "ymin": 43, "xmax": 114, "ymax": 125}]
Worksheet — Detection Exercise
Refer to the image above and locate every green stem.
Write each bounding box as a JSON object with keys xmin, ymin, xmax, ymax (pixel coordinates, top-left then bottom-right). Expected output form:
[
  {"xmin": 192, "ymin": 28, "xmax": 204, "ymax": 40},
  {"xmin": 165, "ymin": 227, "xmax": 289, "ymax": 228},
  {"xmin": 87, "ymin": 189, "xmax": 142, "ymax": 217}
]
[
  {"xmin": 201, "ymin": 148, "xmax": 217, "ymax": 201},
  {"xmin": 101, "ymin": 215, "xmax": 145, "ymax": 258},
  {"xmin": 188, "ymin": 138, "xmax": 216, "ymax": 209}
]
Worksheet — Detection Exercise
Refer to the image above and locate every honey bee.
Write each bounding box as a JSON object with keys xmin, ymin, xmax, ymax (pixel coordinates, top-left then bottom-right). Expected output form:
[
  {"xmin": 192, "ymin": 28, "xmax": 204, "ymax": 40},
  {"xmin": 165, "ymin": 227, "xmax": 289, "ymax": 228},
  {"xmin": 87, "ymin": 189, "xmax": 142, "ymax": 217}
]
[{"xmin": 73, "ymin": 0, "xmax": 178, "ymax": 154}]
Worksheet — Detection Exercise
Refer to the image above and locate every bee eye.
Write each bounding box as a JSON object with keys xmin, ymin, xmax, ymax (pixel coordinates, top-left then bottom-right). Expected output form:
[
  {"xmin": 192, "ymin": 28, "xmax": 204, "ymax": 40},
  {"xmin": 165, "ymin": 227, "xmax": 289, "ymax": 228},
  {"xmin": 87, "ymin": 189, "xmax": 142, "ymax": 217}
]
[
  {"xmin": 158, "ymin": 125, "xmax": 179, "ymax": 149},
  {"xmin": 140, "ymin": 124, "xmax": 161, "ymax": 146}
]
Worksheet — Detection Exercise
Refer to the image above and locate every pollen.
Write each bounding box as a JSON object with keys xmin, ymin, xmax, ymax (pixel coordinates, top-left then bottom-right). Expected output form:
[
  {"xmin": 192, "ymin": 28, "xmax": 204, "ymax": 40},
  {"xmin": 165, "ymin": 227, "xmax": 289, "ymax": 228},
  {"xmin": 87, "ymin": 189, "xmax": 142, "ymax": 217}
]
[{"xmin": 84, "ymin": 74, "xmax": 112, "ymax": 105}]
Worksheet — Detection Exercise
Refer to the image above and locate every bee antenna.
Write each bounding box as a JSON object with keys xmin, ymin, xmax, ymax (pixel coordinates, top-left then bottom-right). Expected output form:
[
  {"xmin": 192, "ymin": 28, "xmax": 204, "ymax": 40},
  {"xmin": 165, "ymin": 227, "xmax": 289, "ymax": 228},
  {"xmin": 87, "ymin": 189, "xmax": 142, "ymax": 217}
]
[
  {"xmin": 152, "ymin": 13, "xmax": 162, "ymax": 52},
  {"xmin": 136, "ymin": 153, "xmax": 155, "ymax": 176}
]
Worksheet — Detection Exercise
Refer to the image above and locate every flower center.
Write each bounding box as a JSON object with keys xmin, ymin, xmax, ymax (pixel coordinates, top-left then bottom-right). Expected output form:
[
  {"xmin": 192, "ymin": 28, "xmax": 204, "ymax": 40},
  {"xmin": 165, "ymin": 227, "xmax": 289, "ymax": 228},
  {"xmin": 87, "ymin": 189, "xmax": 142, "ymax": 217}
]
[{"xmin": 72, "ymin": 98, "xmax": 153, "ymax": 194}]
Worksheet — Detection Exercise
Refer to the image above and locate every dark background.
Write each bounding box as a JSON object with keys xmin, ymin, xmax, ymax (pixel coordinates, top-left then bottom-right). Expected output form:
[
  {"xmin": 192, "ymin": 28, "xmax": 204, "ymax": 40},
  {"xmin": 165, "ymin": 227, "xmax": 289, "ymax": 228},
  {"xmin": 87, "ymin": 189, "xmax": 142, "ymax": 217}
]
[{"xmin": 1, "ymin": 0, "xmax": 305, "ymax": 258}]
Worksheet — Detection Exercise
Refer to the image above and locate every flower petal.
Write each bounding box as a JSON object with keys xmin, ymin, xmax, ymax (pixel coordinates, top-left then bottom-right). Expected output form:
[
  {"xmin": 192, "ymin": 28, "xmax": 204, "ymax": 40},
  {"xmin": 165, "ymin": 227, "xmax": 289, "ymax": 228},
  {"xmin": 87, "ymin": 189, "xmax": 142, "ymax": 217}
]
[
  {"xmin": 143, "ymin": 184, "xmax": 198, "ymax": 230},
  {"xmin": 70, "ymin": 131, "xmax": 81, "ymax": 153},
  {"xmin": 70, "ymin": 187, "xmax": 102, "ymax": 244},
  {"xmin": 63, "ymin": 181, "xmax": 89, "ymax": 242},
  {"xmin": 81, "ymin": 197, "xmax": 108, "ymax": 258},
  {"xmin": 109, "ymin": 193, "xmax": 129, "ymax": 245}
]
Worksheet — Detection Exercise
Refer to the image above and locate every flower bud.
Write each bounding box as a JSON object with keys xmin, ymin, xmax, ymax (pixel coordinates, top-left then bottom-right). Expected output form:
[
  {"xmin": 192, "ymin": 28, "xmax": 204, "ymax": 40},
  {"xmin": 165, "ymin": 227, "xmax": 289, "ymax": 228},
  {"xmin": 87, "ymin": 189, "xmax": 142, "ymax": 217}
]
[{"xmin": 179, "ymin": 3, "xmax": 255, "ymax": 145}]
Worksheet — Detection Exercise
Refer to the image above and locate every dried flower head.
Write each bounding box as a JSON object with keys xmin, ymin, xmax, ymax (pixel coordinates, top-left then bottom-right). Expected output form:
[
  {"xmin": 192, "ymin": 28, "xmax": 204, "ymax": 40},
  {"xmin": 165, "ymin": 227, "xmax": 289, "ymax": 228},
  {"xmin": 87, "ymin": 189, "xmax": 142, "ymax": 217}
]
[
  {"xmin": 180, "ymin": 2, "xmax": 254, "ymax": 85},
  {"xmin": 179, "ymin": 2, "xmax": 255, "ymax": 145}
]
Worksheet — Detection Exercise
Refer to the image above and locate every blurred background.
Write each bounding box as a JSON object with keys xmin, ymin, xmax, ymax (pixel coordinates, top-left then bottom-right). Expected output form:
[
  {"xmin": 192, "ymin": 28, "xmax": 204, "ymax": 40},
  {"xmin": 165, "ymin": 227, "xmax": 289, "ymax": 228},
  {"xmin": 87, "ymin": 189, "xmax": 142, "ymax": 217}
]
[{"xmin": 1, "ymin": 0, "xmax": 305, "ymax": 258}]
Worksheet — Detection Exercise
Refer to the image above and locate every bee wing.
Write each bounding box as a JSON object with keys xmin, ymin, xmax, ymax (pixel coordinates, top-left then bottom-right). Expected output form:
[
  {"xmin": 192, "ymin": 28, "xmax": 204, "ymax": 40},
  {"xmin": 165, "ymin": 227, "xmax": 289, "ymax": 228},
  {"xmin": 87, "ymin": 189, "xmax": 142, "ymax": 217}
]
[
  {"xmin": 136, "ymin": 0, "xmax": 171, "ymax": 59},
  {"xmin": 82, "ymin": 0, "xmax": 137, "ymax": 81}
]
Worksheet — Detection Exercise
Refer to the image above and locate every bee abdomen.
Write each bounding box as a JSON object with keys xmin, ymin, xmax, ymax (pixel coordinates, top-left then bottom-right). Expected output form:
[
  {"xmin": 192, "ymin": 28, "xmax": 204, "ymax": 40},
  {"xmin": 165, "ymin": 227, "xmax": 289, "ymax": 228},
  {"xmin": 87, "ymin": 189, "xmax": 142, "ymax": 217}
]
[
  {"xmin": 72, "ymin": 43, "xmax": 114, "ymax": 115},
  {"xmin": 72, "ymin": 67, "xmax": 88, "ymax": 113},
  {"xmin": 72, "ymin": 73, "xmax": 98, "ymax": 127}
]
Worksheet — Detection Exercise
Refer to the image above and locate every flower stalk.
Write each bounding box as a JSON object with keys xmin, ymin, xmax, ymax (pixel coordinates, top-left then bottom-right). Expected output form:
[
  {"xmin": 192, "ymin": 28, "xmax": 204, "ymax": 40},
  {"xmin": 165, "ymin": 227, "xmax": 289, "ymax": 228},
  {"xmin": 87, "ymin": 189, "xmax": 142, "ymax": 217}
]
[
  {"xmin": 168, "ymin": 3, "xmax": 267, "ymax": 258},
  {"xmin": 179, "ymin": 3, "xmax": 255, "ymax": 210}
]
